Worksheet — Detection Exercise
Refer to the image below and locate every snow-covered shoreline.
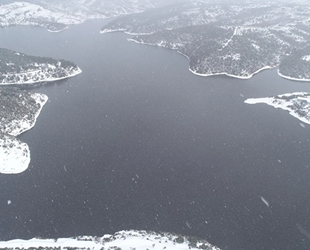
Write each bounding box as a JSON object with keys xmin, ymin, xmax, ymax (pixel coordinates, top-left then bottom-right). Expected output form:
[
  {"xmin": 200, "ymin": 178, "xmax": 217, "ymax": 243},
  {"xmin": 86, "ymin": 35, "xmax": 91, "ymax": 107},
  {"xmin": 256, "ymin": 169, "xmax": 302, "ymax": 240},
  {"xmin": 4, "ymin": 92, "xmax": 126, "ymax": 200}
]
[
  {"xmin": 277, "ymin": 70, "xmax": 310, "ymax": 82},
  {"xmin": 47, "ymin": 26, "xmax": 69, "ymax": 33},
  {"xmin": 0, "ymin": 47, "xmax": 81, "ymax": 174},
  {"xmin": 0, "ymin": 89, "xmax": 48, "ymax": 174},
  {"xmin": 0, "ymin": 66, "xmax": 82, "ymax": 85},
  {"xmin": 128, "ymin": 38, "xmax": 274, "ymax": 79},
  {"xmin": 100, "ymin": 28, "xmax": 127, "ymax": 34},
  {"xmin": 0, "ymin": 230, "xmax": 221, "ymax": 250},
  {"xmin": 189, "ymin": 65, "xmax": 273, "ymax": 79},
  {"xmin": 245, "ymin": 92, "xmax": 310, "ymax": 125},
  {"xmin": 9, "ymin": 93, "xmax": 48, "ymax": 136},
  {"xmin": 104, "ymin": 2, "xmax": 310, "ymax": 83}
]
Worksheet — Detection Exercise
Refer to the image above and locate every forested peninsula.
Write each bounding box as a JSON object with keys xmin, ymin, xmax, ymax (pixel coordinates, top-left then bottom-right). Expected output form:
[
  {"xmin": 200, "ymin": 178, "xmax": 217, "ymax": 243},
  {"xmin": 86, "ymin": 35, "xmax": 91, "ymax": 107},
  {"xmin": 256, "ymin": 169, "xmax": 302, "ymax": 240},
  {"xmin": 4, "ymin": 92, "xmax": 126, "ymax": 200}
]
[{"xmin": 0, "ymin": 48, "xmax": 81, "ymax": 174}]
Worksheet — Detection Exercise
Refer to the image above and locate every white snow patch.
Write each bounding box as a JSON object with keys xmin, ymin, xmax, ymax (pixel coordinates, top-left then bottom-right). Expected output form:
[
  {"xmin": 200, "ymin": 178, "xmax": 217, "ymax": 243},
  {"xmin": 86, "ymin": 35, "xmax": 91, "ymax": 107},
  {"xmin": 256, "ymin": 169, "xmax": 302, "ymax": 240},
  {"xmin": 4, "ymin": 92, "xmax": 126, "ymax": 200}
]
[
  {"xmin": 190, "ymin": 65, "xmax": 273, "ymax": 79},
  {"xmin": 0, "ymin": 230, "xmax": 221, "ymax": 250},
  {"xmin": 0, "ymin": 135, "xmax": 30, "ymax": 174},
  {"xmin": 302, "ymin": 55, "xmax": 310, "ymax": 61},
  {"xmin": 245, "ymin": 92, "xmax": 310, "ymax": 125}
]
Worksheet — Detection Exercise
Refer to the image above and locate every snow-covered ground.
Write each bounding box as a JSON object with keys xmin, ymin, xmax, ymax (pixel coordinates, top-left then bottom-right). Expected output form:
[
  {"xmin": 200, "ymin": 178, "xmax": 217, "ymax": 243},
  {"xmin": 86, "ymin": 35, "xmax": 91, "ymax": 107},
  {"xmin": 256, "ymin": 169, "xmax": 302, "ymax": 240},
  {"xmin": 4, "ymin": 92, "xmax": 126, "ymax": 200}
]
[
  {"xmin": 0, "ymin": 2, "xmax": 84, "ymax": 31},
  {"xmin": 0, "ymin": 0, "xmax": 166, "ymax": 32},
  {"xmin": 0, "ymin": 91, "xmax": 48, "ymax": 174},
  {"xmin": 0, "ymin": 230, "xmax": 221, "ymax": 250},
  {"xmin": 6, "ymin": 93, "xmax": 48, "ymax": 136},
  {"xmin": 277, "ymin": 70, "xmax": 310, "ymax": 82},
  {"xmin": 0, "ymin": 2, "xmax": 83, "ymax": 25},
  {"xmin": 0, "ymin": 134, "xmax": 30, "ymax": 174},
  {"xmin": 189, "ymin": 65, "xmax": 273, "ymax": 79},
  {"xmin": 245, "ymin": 92, "xmax": 310, "ymax": 125},
  {"xmin": 1, "ymin": 66, "xmax": 82, "ymax": 85},
  {"xmin": 0, "ymin": 48, "xmax": 81, "ymax": 174},
  {"xmin": 103, "ymin": 2, "xmax": 310, "ymax": 80}
]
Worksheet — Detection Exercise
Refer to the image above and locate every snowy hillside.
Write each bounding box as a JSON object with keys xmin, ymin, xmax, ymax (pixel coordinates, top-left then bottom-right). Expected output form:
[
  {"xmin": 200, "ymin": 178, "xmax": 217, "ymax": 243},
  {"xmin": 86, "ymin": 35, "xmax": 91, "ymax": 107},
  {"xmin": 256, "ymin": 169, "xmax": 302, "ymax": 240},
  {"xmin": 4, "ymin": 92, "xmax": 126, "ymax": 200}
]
[
  {"xmin": 0, "ymin": 0, "xmax": 181, "ymax": 31},
  {"xmin": 0, "ymin": 48, "xmax": 82, "ymax": 85},
  {"xmin": 0, "ymin": 87, "xmax": 48, "ymax": 174},
  {"xmin": 101, "ymin": 1, "xmax": 310, "ymax": 80},
  {"xmin": 0, "ymin": 48, "xmax": 80, "ymax": 174}
]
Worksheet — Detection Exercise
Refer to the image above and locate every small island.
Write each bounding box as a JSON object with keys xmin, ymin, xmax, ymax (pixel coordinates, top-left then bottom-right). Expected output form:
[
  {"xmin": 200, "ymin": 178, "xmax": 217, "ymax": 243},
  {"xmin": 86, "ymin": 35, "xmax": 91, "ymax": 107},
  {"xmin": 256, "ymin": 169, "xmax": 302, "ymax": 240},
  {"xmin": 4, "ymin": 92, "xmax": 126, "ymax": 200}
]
[
  {"xmin": 101, "ymin": 2, "xmax": 310, "ymax": 81},
  {"xmin": 245, "ymin": 92, "xmax": 310, "ymax": 125},
  {"xmin": 0, "ymin": 230, "xmax": 220, "ymax": 250}
]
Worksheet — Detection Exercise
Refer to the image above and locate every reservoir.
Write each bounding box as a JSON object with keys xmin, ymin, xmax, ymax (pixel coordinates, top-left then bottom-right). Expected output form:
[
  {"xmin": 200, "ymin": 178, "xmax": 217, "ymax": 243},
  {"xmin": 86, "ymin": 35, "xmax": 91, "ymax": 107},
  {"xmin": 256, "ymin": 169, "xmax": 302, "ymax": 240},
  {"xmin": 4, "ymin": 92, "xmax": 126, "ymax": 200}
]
[{"xmin": 1, "ymin": 19, "xmax": 310, "ymax": 250}]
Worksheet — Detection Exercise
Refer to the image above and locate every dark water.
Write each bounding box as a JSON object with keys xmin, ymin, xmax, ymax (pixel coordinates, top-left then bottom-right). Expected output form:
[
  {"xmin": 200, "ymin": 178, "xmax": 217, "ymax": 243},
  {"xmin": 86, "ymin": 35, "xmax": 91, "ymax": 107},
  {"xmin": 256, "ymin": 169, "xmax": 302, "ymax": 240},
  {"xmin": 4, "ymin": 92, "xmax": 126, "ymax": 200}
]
[{"xmin": 1, "ymin": 20, "xmax": 310, "ymax": 250}]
